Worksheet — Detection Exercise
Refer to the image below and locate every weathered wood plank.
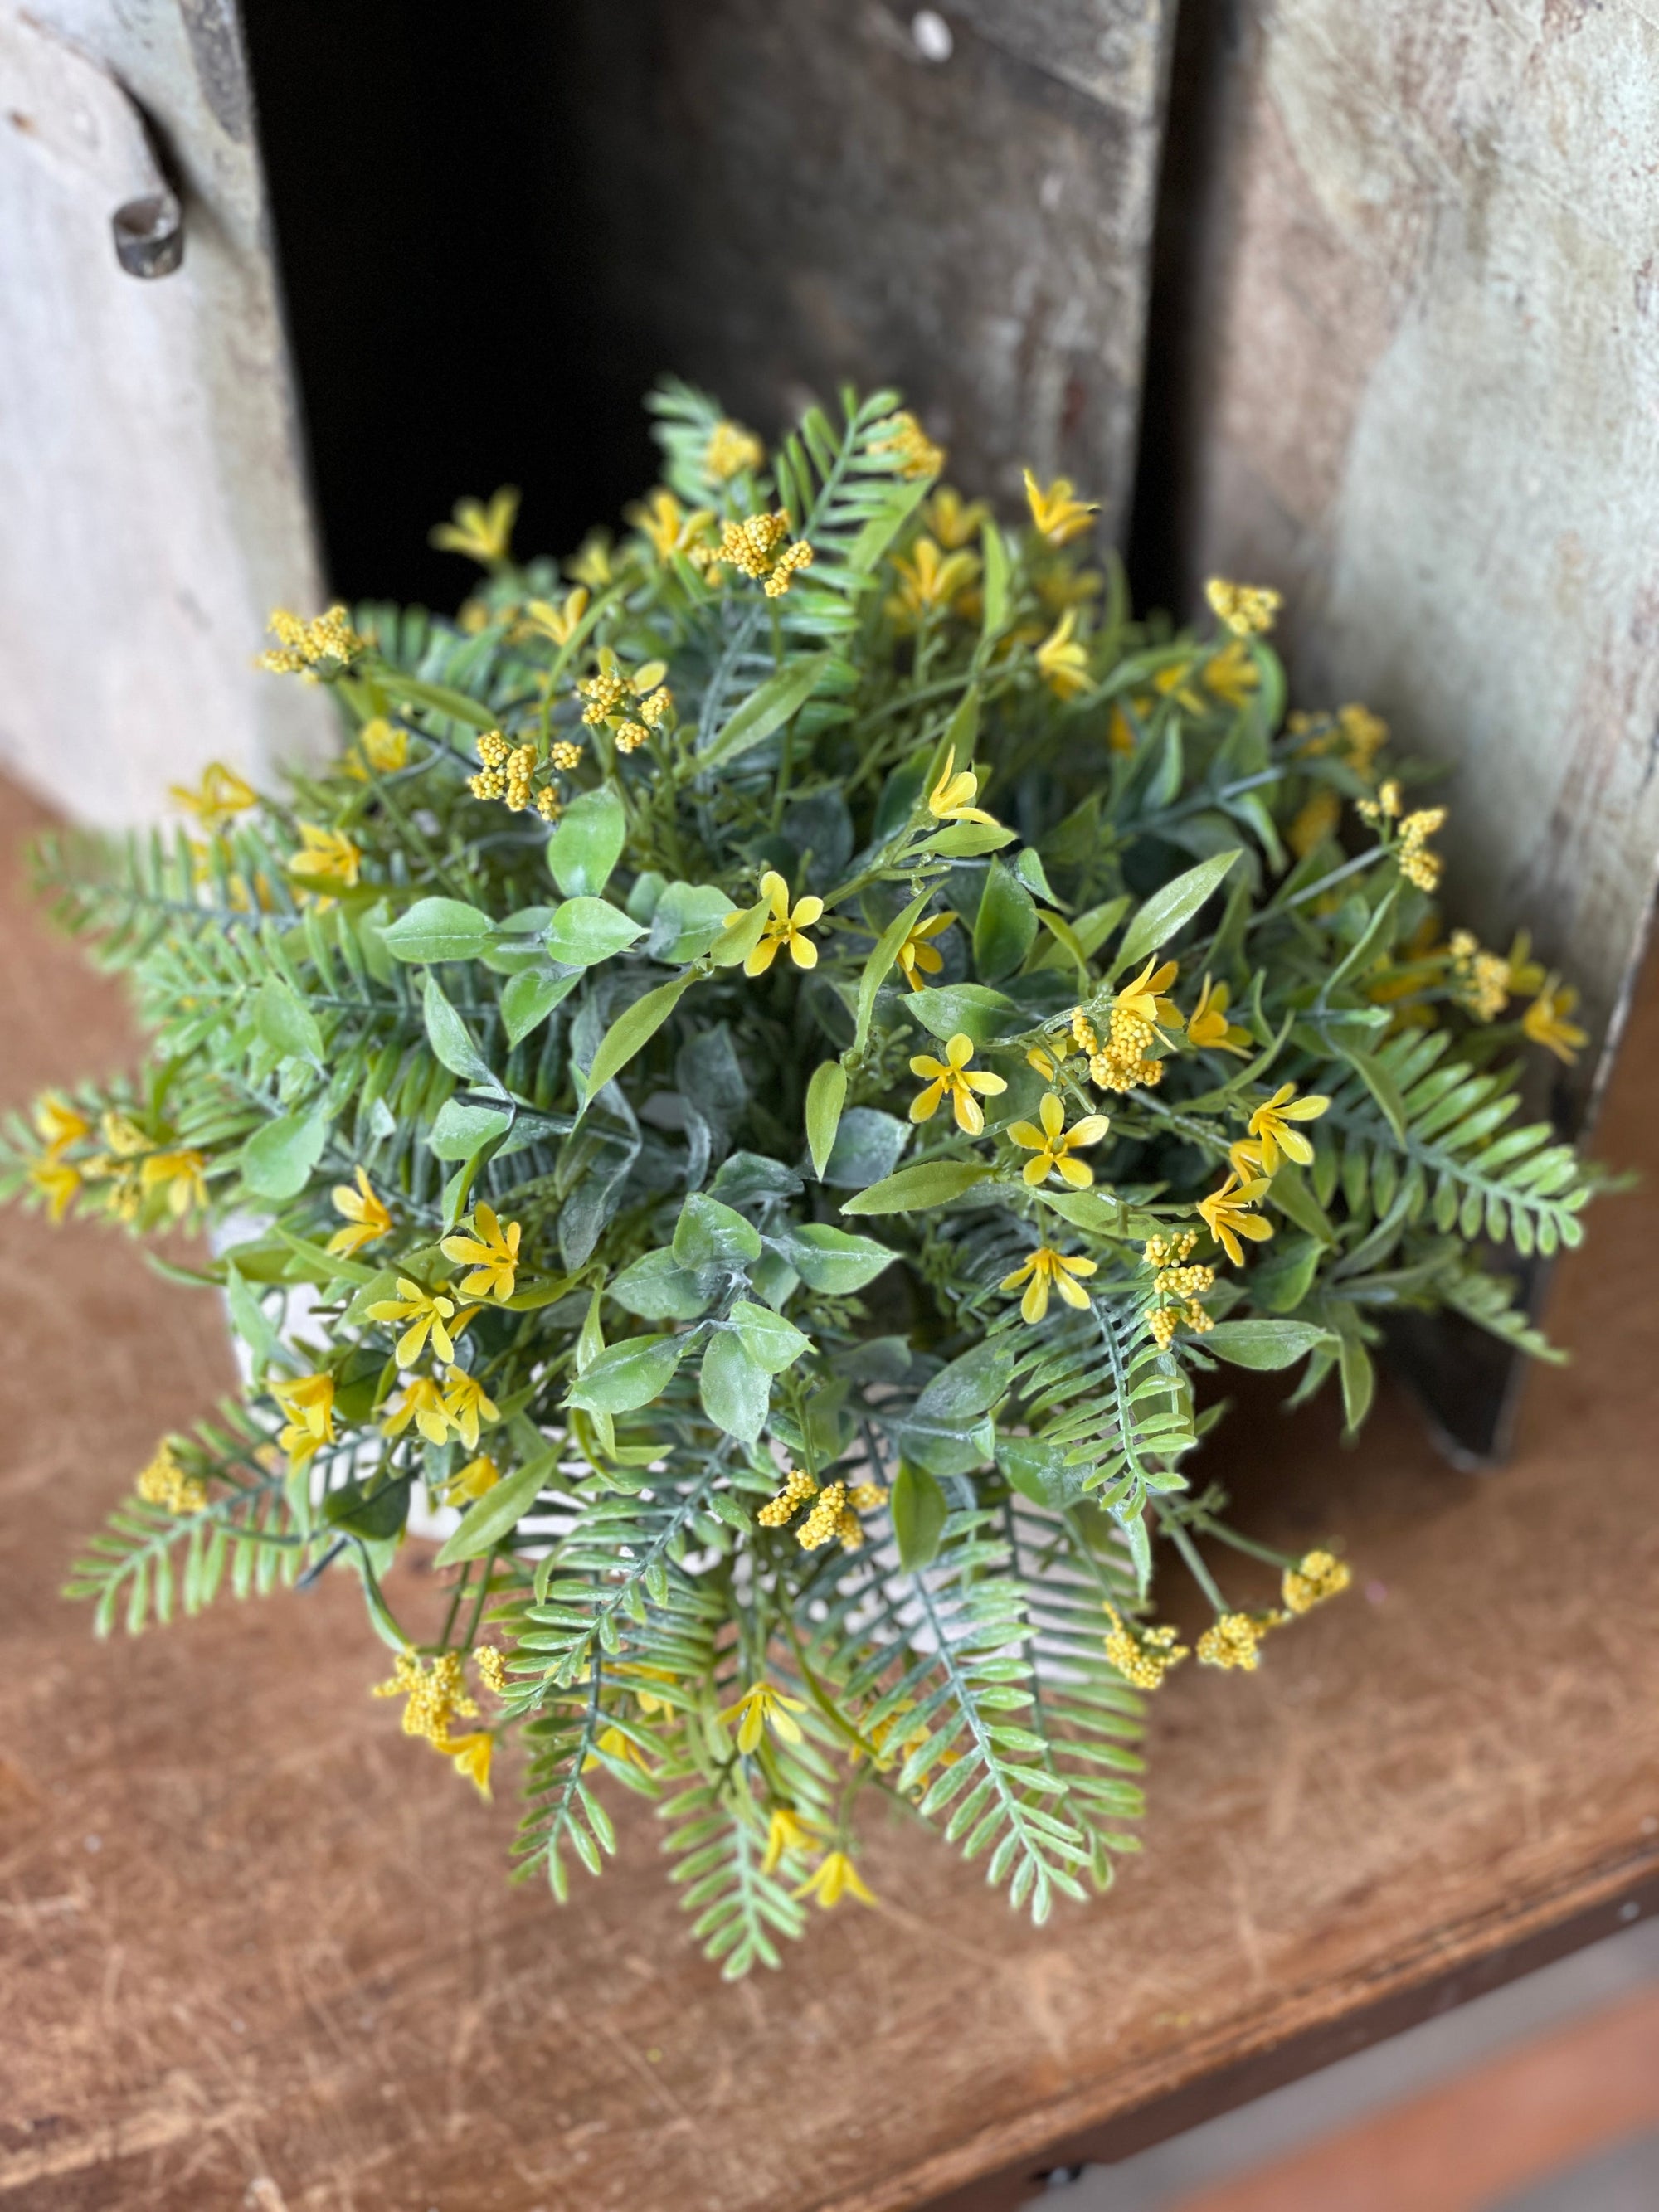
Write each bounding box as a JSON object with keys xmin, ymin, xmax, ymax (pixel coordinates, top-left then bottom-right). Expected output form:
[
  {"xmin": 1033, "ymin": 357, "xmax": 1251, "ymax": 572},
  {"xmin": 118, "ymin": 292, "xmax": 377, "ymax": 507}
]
[{"xmin": 0, "ymin": 0, "xmax": 328, "ymax": 824}]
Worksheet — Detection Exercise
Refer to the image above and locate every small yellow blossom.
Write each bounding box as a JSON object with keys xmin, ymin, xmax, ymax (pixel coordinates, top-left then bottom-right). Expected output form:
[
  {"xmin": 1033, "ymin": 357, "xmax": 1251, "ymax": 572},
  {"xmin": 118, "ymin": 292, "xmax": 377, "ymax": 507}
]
[
  {"xmin": 367, "ymin": 1279, "xmax": 463, "ymax": 1368},
  {"xmin": 569, "ymin": 532, "xmax": 614, "ymax": 588},
  {"xmin": 582, "ymin": 1723, "xmax": 654, "ymax": 1774},
  {"xmin": 256, "ymin": 605, "xmax": 363, "ymax": 676},
  {"xmin": 927, "ymin": 746, "xmax": 1000, "ymax": 829},
  {"xmin": 1523, "ymin": 976, "xmax": 1588, "ymax": 1064},
  {"xmin": 440, "ymin": 1454, "xmax": 501, "ymax": 1506},
  {"xmin": 1197, "ymin": 1611, "xmax": 1279, "ymax": 1671},
  {"xmin": 896, "ymin": 908, "xmax": 956, "ymax": 990},
  {"xmin": 136, "ymin": 1440, "xmax": 208, "ymax": 1514},
  {"xmin": 1204, "ymin": 578, "xmax": 1282, "ymax": 638},
  {"xmin": 445, "ymin": 1731, "xmax": 494, "ymax": 1798},
  {"xmin": 1282, "ymin": 1549, "xmax": 1352, "ymax": 1614},
  {"xmin": 794, "ymin": 1849, "xmax": 878, "ymax": 1910},
  {"xmin": 29, "ymin": 1158, "xmax": 80, "ymax": 1221},
  {"xmin": 382, "ymin": 1376, "xmax": 452, "ymax": 1446},
  {"xmin": 440, "ymin": 1203, "xmax": 523, "ymax": 1300},
  {"xmin": 1448, "ymin": 931, "xmax": 1511, "ymax": 1023},
  {"xmin": 922, "ymin": 486, "xmax": 990, "ymax": 548},
  {"xmin": 628, "ymin": 487, "xmax": 717, "ymax": 562},
  {"xmin": 1186, "ymin": 976, "xmax": 1252, "ymax": 1053},
  {"xmin": 1103, "ymin": 1603, "xmax": 1190, "ymax": 1690},
  {"xmin": 1396, "ymin": 805, "xmax": 1447, "ymax": 893},
  {"xmin": 372, "ymin": 1649, "xmax": 478, "ymax": 1745},
  {"xmin": 523, "ymin": 586, "xmax": 591, "ymax": 648},
  {"xmin": 139, "ymin": 1148, "xmax": 208, "ymax": 1216},
  {"xmin": 1000, "ymin": 1244, "xmax": 1097, "ymax": 1324},
  {"xmin": 1036, "ymin": 609, "xmax": 1092, "ymax": 699},
  {"xmin": 757, "ymin": 1466, "xmax": 819, "ymax": 1528},
  {"xmin": 740, "ymin": 870, "xmax": 824, "ymax": 976},
  {"xmin": 1506, "ymin": 929, "xmax": 1548, "ymax": 999},
  {"xmin": 1009, "ymin": 1091, "xmax": 1110, "ymax": 1189},
  {"xmin": 271, "ymin": 1371, "xmax": 337, "ymax": 1467},
  {"xmin": 713, "ymin": 511, "xmax": 814, "ymax": 596},
  {"xmin": 1024, "ymin": 469, "xmax": 1099, "ymax": 547},
  {"xmin": 1246, "ymin": 1082, "xmax": 1330, "ymax": 1173},
  {"xmin": 887, "ymin": 536, "xmax": 980, "ymax": 625},
  {"xmin": 473, "ymin": 1643, "xmax": 509, "ymax": 1694},
  {"xmin": 1204, "ymin": 638, "xmax": 1260, "ymax": 707},
  {"xmin": 34, "ymin": 1093, "xmax": 91, "ymax": 1156},
  {"xmin": 168, "ymin": 761, "xmax": 258, "ymax": 830},
  {"xmin": 1116, "ymin": 957, "xmax": 1185, "ymax": 1033},
  {"xmin": 289, "ymin": 823, "xmax": 362, "ymax": 894},
  {"xmin": 909, "ymin": 1031, "xmax": 1009, "ymax": 1136},
  {"xmin": 873, "ymin": 410, "xmax": 946, "ymax": 479},
  {"xmin": 1228, "ymin": 1135, "xmax": 1268, "ymax": 1183},
  {"xmin": 440, "ymin": 1367, "xmax": 499, "ymax": 1451},
  {"xmin": 761, "ymin": 1804, "xmax": 819, "ymax": 1874},
  {"xmin": 1197, "ymin": 1174, "xmax": 1275, "ymax": 1266},
  {"xmin": 328, "ymin": 1166, "xmax": 392, "ymax": 1258},
  {"xmin": 723, "ymin": 1680, "xmax": 807, "ymax": 1754},
  {"xmin": 1287, "ymin": 788, "xmax": 1341, "ymax": 859},
  {"xmin": 431, "ymin": 487, "xmax": 518, "ymax": 566},
  {"xmin": 705, "ymin": 419, "xmax": 765, "ymax": 479}
]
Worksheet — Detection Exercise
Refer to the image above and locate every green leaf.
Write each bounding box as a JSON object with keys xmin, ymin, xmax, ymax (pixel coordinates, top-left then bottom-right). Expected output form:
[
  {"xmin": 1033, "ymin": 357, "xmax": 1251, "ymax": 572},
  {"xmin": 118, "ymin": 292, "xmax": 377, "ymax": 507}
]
[
  {"xmin": 648, "ymin": 882, "xmax": 737, "ymax": 964},
  {"xmin": 1264, "ymin": 1158, "xmax": 1338, "ymax": 1247},
  {"xmin": 1338, "ymin": 1332, "xmax": 1376, "ymax": 1432},
  {"xmin": 584, "ymin": 971, "xmax": 696, "ymax": 1096},
  {"xmin": 223, "ymin": 1258, "xmax": 282, "ymax": 1373},
  {"xmin": 891, "ymin": 1461, "xmax": 948, "ymax": 1572},
  {"xmin": 708, "ymin": 898, "xmax": 772, "ymax": 970},
  {"xmin": 769, "ymin": 1221, "xmax": 895, "ymax": 1293},
  {"xmin": 699, "ymin": 1330, "xmax": 771, "ymax": 1442},
  {"xmin": 853, "ymin": 890, "xmax": 931, "ymax": 1054},
  {"xmin": 545, "ymin": 897, "xmax": 645, "ymax": 968},
  {"xmin": 323, "ymin": 1473, "xmax": 412, "ymax": 1541},
  {"xmin": 241, "ymin": 1104, "xmax": 329, "ymax": 1199},
  {"xmin": 428, "ymin": 1097, "xmax": 510, "ymax": 1161},
  {"xmin": 1335, "ymin": 1041, "xmax": 1408, "ymax": 1143},
  {"xmin": 805, "ymin": 1060, "xmax": 848, "ymax": 1179},
  {"xmin": 567, "ymin": 1333, "xmax": 684, "ymax": 1414},
  {"xmin": 980, "ymin": 523, "xmax": 1010, "ymax": 639},
  {"xmin": 1111, "ymin": 849, "xmax": 1242, "ymax": 977},
  {"xmin": 547, "ymin": 785, "xmax": 627, "ymax": 898},
  {"xmin": 997, "ymin": 1433, "xmax": 1090, "ymax": 1510},
  {"xmin": 432, "ymin": 1450, "xmax": 557, "ymax": 1565},
  {"xmin": 254, "ymin": 977, "xmax": 324, "ymax": 1067},
  {"xmin": 727, "ymin": 1300, "xmax": 812, "ymax": 1373},
  {"xmin": 1201, "ymin": 1319, "xmax": 1336, "ymax": 1370},
  {"xmin": 382, "ymin": 897, "xmax": 495, "ymax": 963},
  {"xmin": 927, "ymin": 820, "xmax": 1017, "ymax": 858},
  {"xmin": 501, "ymin": 965, "xmax": 579, "ymax": 1047},
  {"xmin": 673, "ymin": 1193, "xmax": 762, "ymax": 1270},
  {"xmin": 973, "ymin": 860, "xmax": 1039, "ymax": 983},
  {"xmin": 821, "ymin": 1107, "xmax": 908, "ymax": 1190},
  {"xmin": 840, "ymin": 1159, "xmax": 995, "ymax": 1214},
  {"xmin": 422, "ymin": 974, "xmax": 494, "ymax": 1083},
  {"xmin": 609, "ymin": 1247, "xmax": 720, "ymax": 1321},
  {"xmin": 700, "ymin": 651, "xmax": 835, "ymax": 768},
  {"xmin": 907, "ymin": 983, "xmax": 1020, "ymax": 1047}
]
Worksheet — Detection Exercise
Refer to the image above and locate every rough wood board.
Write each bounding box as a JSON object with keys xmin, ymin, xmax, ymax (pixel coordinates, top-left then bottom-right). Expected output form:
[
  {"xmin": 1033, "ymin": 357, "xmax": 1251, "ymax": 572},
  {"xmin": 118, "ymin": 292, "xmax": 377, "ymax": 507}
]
[
  {"xmin": 0, "ymin": 0, "xmax": 329, "ymax": 824},
  {"xmin": 1160, "ymin": 0, "xmax": 1659, "ymax": 1134},
  {"xmin": 567, "ymin": 0, "xmax": 1175, "ymax": 542},
  {"xmin": 2, "ymin": 761, "xmax": 1657, "ymax": 2212}
]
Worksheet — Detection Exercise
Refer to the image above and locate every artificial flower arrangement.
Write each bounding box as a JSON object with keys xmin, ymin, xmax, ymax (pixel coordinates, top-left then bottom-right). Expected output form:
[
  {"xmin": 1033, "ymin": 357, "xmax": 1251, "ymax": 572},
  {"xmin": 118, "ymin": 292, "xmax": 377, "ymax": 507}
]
[{"xmin": 5, "ymin": 382, "xmax": 1599, "ymax": 1976}]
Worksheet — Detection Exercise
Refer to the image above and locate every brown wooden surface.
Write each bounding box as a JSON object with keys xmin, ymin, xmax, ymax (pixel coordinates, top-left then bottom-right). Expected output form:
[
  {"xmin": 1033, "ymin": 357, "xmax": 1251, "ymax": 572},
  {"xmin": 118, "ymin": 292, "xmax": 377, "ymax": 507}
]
[{"xmin": 2, "ymin": 759, "xmax": 1657, "ymax": 2212}]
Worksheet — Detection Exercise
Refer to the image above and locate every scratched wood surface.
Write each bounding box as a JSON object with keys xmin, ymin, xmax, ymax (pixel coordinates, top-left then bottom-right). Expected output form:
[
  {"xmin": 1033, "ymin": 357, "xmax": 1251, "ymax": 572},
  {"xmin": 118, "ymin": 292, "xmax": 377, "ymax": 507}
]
[{"xmin": 3, "ymin": 731, "xmax": 1659, "ymax": 2212}]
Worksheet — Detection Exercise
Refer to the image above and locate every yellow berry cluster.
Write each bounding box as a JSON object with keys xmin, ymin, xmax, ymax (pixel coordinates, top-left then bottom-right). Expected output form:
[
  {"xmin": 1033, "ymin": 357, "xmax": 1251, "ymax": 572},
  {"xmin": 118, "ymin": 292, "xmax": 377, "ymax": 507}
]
[
  {"xmin": 1103, "ymin": 1603, "xmax": 1190, "ymax": 1690},
  {"xmin": 872, "ymin": 409, "xmax": 946, "ymax": 479},
  {"xmin": 577, "ymin": 668, "xmax": 629, "ymax": 724},
  {"xmin": 372, "ymin": 1650, "xmax": 478, "ymax": 1745},
  {"xmin": 1204, "ymin": 577, "xmax": 1282, "ymax": 638},
  {"xmin": 758, "ymin": 1469, "xmax": 883, "ymax": 1552},
  {"xmin": 135, "ymin": 1440, "xmax": 208, "ymax": 1515},
  {"xmin": 1448, "ymin": 930, "xmax": 1511, "ymax": 1023},
  {"xmin": 1288, "ymin": 702, "xmax": 1388, "ymax": 780},
  {"xmin": 1142, "ymin": 1231, "xmax": 1215, "ymax": 1349},
  {"xmin": 1195, "ymin": 1611, "xmax": 1280, "ymax": 1671},
  {"xmin": 256, "ymin": 604, "xmax": 364, "ymax": 674},
  {"xmin": 473, "ymin": 1644, "xmax": 509, "ymax": 1694},
  {"xmin": 1280, "ymin": 1549, "xmax": 1352, "ymax": 1614},
  {"xmin": 1075, "ymin": 1002, "xmax": 1164, "ymax": 1095},
  {"xmin": 704, "ymin": 419, "xmax": 765, "ymax": 479},
  {"xmin": 714, "ymin": 512, "xmax": 815, "ymax": 596},
  {"xmin": 468, "ymin": 729, "xmax": 540, "ymax": 812},
  {"xmin": 575, "ymin": 656, "xmax": 673, "ymax": 754}
]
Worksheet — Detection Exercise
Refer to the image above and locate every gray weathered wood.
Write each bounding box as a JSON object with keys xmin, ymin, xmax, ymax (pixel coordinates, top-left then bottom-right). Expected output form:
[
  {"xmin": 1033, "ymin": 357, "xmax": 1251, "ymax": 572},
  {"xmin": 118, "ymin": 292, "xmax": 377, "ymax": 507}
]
[{"xmin": 0, "ymin": 0, "xmax": 328, "ymax": 824}]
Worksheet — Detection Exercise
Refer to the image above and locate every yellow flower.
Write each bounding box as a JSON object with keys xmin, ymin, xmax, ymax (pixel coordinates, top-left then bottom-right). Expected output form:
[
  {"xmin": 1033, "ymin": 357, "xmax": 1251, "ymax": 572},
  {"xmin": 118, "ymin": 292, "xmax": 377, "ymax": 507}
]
[
  {"xmin": 705, "ymin": 419, "xmax": 765, "ymax": 479},
  {"xmin": 372, "ymin": 1649, "xmax": 477, "ymax": 1743},
  {"xmin": 1523, "ymin": 977, "xmax": 1588, "ymax": 1064},
  {"xmin": 523, "ymin": 586, "xmax": 591, "ymax": 647},
  {"xmin": 722, "ymin": 1680, "xmax": 807, "ymax": 1754},
  {"xmin": 135, "ymin": 1440, "xmax": 208, "ymax": 1514},
  {"xmin": 139, "ymin": 1148, "xmax": 208, "ymax": 1215},
  {"xmin": 1506, "ymin": 929, "xmax": 1548, "ymax": 999},
  {"xmin": 382, "ymin": 1377, "xmax": 452, "ymax": 1446},
  {"xmin": 440, "ymin": 1367, "xmax": 499, "ymax": 1451},
  {"xmin": 289, "ymin": 823, "xmax": 362, "ymax": 893},
  {"xmin": 1204, "ymin": 638, "xmax": 1260, "ymax": 707},
  {"xmin": 430, "ymin": 486, "xmax": 518, "ymax": 566},
  {"xmin": 1245, "ymin": 1083, "xmax": 1330, "ymax": 1173},
  {"xmin": 927, "ymin": 746, "xmax": 1000, "ymax": 829},
  {"xmin": 1115, "ymin": 957, "xmax": 1185, "ymax": 1033},
  {"xmin": 272, "ymin": 1372, "xmax": 336, "ymax": 1466},
  {"xmin": 909, "ymin": 1032, "xmax": 1008, "ymax": 1136},
  {"xmin": 445, "ymin": 1731, "xmax": 494, "ymax": 1799},
  {"xmin": 794, "ymin": 1849, "xmax": 878, "ymax": 1910},
  {"xmin": 896, "ymin": 909, "xmax": 956, "ymax": 990},
  {"xmin": 1287, "ymin": 788, "xmax": 1341, "ymax": 859},
  {"xmin": 582, "ymin": 1723, "xmax": 654, "ymax": 1775},
  {"xmin": 168, "ymin": 761, "xmax": 258, "ymax": 830},
  {"xmin": 1036, "ymin": 609, "xmax": 1092, "ymax": 699},
  {"xmin": 569, "ymin": 532, "xmax": 614, "ymax": 588},
  {"xmin": 34, "ymin": 1093, "xmax": 91, "ymax": 1156},
  {"xmin": 1196, "ymin": 1612, "xmax": 1277, "ymax": 1670},
  {"xmin": 346, "ymin": 718, "xmax": 409, "ymax": 778},
  {"xmin": 440, "ymin": 1202, "xmax": 522, "ymax": 1300},
  {"xmin": 627, "ymin": 487, "xmax": 716, "ymax": 561},
  {"xmin": 440, "ymin": 1454, "xmax": 501, "ymax": 1506},
  {"xmin": 873, "ymin": 409, "xmax": 946, "ymax": 479},
  {"xmin": 1009, "ymin": 1091, "xmax": 1111, "ymax": 1189},
  {"xmin": 1186, "ymin": 976, "xmax": 1252, "ymax": 1054},
  {"xmin": 1282, "ymin": 1549, "xmax": 1352, "ymax": 1614},
  {"xmin": 1024, "ymin": 468, "xmax": 1099, "ymax": 547},
  {"xmin": 367, "ymin": 1279, "xmax": 462, "ymax": 1367},
  {"xmin": 1000, "ymin": 1245, "xmax": 1097, "ymax": 1324},
  {"xmin": 30, "ymin": 1158, "xmax": 80, "ymax": 1221},
  {"xmin": 745, "ymin": 871, "xmax": 824, "ymax": 976},
  {"xmin": 922, "ymin": 486, "xmax": 990, "ymax": 548},
  {"xmin": 328, "ymin": 1166, "xmax": 392, "ymax": 1258},
  {"xmin": 886, "ymin": 536, "xmax": 980, "ymax": 625},
  {"xmin": 1196, "ymin": 1174, "xmax": 1275, "ymax": 1266},
  {"xmin": 761, "ymin": 1804, "xmax": 820, "ymax": 1874},
  {"xmin": 1204, "ymin": 577, "xmax": 1282, "ymax": 638},
  {"xmin": 1228, "ymin": 1135, "xmax": 1267, "ymax": 1183},
  {"xmin": 1396, "ymin": 805, "xmax": 1447, "ymax": 893}
]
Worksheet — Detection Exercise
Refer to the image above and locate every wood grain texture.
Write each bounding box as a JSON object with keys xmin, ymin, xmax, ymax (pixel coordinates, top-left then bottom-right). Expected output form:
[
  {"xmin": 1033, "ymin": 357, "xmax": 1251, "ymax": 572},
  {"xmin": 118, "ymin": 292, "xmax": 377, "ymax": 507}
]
[
  {"xmin": 2, "ymin": 759, "xmax": 1657, "ymax": 2212},
  {"xmin": 0, "ymin": 0, "xmax": 329, "ymax": 824},
  {"xmin": 563, "ymin": 0, "xmax": 1176, "ymax": 542}
]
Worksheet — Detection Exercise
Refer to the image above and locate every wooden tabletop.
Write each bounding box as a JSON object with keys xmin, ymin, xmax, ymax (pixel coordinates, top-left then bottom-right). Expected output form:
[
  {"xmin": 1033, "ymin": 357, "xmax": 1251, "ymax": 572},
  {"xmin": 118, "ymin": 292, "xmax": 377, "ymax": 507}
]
[{"xmin": 3, "ymin": 766, "xmax": 1657, "ymax": 2212}]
